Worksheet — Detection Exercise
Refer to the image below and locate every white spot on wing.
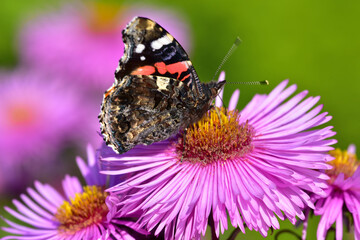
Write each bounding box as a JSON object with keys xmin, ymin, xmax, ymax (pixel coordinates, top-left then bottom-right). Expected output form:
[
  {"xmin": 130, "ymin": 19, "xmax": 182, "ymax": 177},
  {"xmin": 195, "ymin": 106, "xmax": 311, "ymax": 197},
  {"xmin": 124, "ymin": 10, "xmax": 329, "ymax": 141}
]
[
  {"xmin": 140, "ymin": 56, "xmax": 146, "ymax": 61},
  {"xmin": 158, "ymin": 35, "xmax": 172, "ymax": 45},
  {"xmin": 151, "ymin": 34, "xmax": 173, "ymax": 50},
  {"xmin": 135, "ymin": 44, "xmax": 145, "ymax": 53},
  {"xmin": 156, "ymin": 77, "xmax": 170, "ymax": 90},
  {"xmin": 151, "ymin": 40, "xmax": 162, "ymax": 50}
]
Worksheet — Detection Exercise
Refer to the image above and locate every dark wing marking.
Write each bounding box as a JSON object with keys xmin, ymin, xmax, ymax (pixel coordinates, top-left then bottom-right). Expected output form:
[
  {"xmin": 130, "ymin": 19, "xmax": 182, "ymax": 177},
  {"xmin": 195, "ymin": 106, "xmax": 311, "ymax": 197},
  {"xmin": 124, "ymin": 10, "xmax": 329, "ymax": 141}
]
[
  {"xmin": 115, "ymin": 16, "xmax": 203, "ymax": 96},
  {"xmin": 99, "ymin": 75, "xmax": 192, "ymax": 154}
]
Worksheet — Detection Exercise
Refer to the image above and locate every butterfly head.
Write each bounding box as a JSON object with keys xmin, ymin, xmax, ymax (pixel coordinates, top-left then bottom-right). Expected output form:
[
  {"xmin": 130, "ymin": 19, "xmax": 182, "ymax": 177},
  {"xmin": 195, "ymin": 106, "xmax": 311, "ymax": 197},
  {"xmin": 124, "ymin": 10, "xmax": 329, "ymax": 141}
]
[
  {"xmin": 207, "ymin": 80, "xmax": 226, "ymax": 101},
  {"xmin": 198, "ymin": 80, "xmax": 226, "ymax": 108}
]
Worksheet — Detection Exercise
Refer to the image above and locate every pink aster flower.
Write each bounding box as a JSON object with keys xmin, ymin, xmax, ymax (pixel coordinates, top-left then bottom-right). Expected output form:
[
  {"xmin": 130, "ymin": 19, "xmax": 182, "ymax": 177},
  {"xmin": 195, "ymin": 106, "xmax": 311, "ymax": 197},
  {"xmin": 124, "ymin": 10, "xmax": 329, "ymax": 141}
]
[
  {"xmin": 0, "ymin": 69, "xmax": 87, "ymax": 190},
  {"xmin": 1, "ymin": 145, "xmax": 148, "ymax": 239},
  {"xmin": 311, "ymin": 145, "xmax": 360, "ymax": 240},
  {"xmin": 100, "ymin": 76, "xmax": 337, "ymax": 239},
  {"xmin": 19, "ymin": 2, "xmax": 190, "ymax": 91}
]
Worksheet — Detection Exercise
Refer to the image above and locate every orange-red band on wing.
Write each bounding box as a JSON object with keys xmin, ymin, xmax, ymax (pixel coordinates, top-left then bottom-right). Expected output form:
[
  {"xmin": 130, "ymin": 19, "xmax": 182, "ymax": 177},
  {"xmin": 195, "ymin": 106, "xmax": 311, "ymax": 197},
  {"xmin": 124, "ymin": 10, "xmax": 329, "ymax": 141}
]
[
  {"xmin": 166, "ymin": 62, "xmax": 189, "ymax": 77},
  {"xmin": 131, "ymin": 66, "xmax": 156, "ymax": 75},
  {"xmin": 180, "ymin": 73, "xmax": 191, "ymax": 82},
  {"xmin": 131, "ymin": 61, "xmax": 189, "ymax": 80},
  {"xmin": 154, "ymin": 62, "xmax": 167, "ymax": 74}
]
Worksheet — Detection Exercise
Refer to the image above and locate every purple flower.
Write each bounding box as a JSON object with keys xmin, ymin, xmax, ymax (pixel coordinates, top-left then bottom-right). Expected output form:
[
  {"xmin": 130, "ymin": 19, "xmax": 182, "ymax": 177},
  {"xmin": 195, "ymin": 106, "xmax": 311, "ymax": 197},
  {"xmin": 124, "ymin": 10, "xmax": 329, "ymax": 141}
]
[
  {"xmin": 312, "ymin": 145, "xmax": 360, "ymax": 240},
  {"xmin": 0, "ymin": 69, "xmax": 89, "ymax": 192},
  {"xmin": 1, "ymin": 145, "xmax": 148, "ymax": 239},
  {"xmin": 100, "ymin": 76, "xmax": 336, "ymax": 239},
  {"xmin": 19, "ymin": 2, "xmax": 191, "ymax": 91}
]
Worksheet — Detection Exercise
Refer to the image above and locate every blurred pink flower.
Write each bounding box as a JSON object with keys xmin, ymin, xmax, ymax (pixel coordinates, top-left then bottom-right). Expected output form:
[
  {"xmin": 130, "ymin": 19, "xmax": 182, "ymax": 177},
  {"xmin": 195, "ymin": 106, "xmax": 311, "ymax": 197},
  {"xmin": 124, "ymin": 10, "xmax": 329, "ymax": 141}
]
[
  {"xmin": 100, "ymin": 78, "xmax": 336, "ymax": 239},
  {"xmin": 311, "ymin": 145, "xmax": 360, "ymax": 240},
  {"xmin": 0, "ymin": 69, "xmax": 100, "ymax": 193},
  {"xmin": 19, "ymin": 2, "xmax": 191, "ymax": 91}
]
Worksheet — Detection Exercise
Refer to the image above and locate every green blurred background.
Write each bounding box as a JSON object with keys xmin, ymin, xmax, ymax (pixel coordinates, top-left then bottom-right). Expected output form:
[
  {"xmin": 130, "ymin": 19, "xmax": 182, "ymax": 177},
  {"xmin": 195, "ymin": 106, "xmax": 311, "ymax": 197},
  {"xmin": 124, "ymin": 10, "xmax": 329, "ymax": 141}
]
[{"xmin": 1, "ymin": 0, "xmax": 358, "ymax": 239}]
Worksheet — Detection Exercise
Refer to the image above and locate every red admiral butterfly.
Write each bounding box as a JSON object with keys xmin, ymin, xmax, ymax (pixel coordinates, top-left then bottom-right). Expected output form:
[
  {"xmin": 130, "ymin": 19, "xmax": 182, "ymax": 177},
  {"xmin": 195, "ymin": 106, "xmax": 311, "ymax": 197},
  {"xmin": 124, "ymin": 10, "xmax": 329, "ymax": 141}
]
[{"xmin": 99, "ymin": 17, "xmax": 225, "ymax": 154}]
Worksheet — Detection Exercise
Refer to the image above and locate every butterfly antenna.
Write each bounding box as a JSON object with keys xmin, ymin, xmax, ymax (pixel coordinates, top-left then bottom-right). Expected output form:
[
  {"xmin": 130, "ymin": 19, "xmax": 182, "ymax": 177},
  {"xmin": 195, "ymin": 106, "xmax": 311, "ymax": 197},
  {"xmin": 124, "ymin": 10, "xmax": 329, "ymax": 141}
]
[
  {"xmin": 211, "ymin": 37, "xmax": 242, "ymax": 82},
  {"xmin": 227, "ymin": 80, "xmax": 270, "ymax": 85}
]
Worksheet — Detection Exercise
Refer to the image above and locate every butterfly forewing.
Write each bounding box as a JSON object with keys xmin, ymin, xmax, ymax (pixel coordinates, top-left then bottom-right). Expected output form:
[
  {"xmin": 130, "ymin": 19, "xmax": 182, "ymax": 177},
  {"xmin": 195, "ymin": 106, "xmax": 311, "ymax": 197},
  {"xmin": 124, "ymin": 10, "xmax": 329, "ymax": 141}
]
[{"xmin": 115, "ymin": 17, "xmax": 202, "ymax": 94}]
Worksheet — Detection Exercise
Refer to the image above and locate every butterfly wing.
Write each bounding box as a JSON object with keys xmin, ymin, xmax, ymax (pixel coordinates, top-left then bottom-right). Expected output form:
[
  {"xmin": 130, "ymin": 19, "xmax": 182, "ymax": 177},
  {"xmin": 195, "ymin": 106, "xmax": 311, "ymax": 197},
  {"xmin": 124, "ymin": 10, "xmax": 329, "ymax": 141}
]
[
  {"xmin": 100, "ymin": 74, "xmax": 193, "ymax": 154},
  {"xmin": 115, "ymin": 16, "xmax": 203, "ymax": 96}
]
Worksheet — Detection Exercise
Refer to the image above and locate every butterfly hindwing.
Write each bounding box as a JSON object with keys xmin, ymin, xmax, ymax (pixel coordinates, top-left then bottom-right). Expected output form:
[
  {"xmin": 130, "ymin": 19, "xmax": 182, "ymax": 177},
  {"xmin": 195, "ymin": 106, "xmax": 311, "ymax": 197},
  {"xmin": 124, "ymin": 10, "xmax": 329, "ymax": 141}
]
[{"xmin": 100, "ymin": 74, "xmax": 193, "ymax": 153}]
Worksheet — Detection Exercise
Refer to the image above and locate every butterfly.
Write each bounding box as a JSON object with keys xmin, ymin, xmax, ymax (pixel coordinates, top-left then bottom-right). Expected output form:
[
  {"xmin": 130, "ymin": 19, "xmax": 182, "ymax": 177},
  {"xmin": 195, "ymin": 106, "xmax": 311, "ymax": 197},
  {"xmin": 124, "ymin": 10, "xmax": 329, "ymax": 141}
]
[{"xmin": 99, "ymin": 16, "xmax": 225, "ymax": 154}]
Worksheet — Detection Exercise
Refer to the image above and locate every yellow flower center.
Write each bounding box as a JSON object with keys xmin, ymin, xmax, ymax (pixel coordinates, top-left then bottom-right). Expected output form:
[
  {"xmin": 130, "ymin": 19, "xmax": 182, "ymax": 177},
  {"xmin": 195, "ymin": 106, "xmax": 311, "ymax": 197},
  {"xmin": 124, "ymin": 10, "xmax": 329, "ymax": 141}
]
[
  {"xmin": 55, "ymin": 186, "xmax": 109, "ymax": 234},
  {"xmin": 327, "ymin": 148, "xmax": 359, "ymax": 181},
  {"xmin": 83, "ymin": 1, "xmax": 123, "ymax": 33},
  {"xmin": 7, "ymin": 103, "xmax": 37, "ymax": 127},
  {"xmin": 176, "ymin": 107, "xmax": 254, "ymax": 164}
]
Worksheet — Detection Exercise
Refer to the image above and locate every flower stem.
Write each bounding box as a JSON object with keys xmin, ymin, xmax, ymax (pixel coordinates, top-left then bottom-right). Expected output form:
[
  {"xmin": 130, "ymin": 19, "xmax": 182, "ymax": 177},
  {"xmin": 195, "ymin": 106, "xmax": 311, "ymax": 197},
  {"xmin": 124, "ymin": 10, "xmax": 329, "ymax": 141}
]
[
  {"xmin": 274, "ymin": 230, "xmax": 301, "ymax": 240},
  {"xmin": 208, "ymin": 212, "xmax": 219, "ymax": 240},
  {"xmin": 226, "ymin": 228, "xmax": 241, "ymax": 240}
]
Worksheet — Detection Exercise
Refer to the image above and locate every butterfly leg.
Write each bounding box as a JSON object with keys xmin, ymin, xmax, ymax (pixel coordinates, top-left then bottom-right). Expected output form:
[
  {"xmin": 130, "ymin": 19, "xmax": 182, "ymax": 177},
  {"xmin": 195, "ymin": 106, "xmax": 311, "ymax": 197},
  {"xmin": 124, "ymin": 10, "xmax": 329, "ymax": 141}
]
[
  {"xmin": 180, "ymin": 127, "xmax": 188, "ymax": 162},
  {"xmin": 214, "ymin": 107, "xmax": 223, "ymax": 126}
]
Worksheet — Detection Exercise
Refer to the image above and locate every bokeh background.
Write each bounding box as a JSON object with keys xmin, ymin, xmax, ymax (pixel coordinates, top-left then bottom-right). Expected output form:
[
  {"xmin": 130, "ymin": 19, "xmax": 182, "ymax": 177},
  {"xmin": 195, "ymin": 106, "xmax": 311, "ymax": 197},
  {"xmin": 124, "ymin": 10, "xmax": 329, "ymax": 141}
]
[{"xmin": 0, "ymin": 0, "xmax": 359, "ymax": 239}]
